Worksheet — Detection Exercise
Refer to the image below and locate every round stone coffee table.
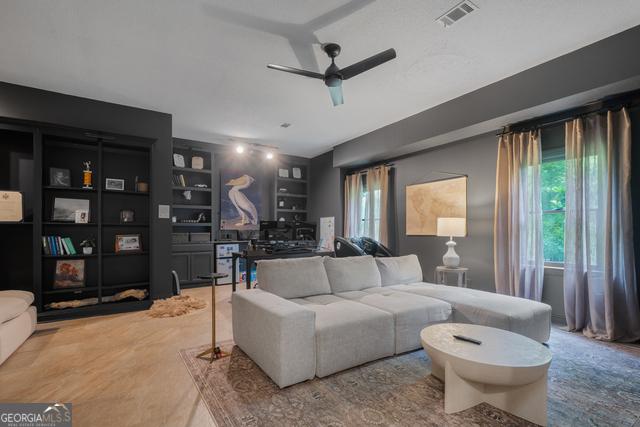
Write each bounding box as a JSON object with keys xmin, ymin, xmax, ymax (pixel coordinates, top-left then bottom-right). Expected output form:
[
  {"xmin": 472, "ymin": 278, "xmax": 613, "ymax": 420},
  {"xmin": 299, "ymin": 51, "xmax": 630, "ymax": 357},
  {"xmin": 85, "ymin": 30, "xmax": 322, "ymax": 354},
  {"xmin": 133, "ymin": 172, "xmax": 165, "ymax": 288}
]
[{"xmin": 421, "ymin": 323, "xmax": 552, "ymax": 426}]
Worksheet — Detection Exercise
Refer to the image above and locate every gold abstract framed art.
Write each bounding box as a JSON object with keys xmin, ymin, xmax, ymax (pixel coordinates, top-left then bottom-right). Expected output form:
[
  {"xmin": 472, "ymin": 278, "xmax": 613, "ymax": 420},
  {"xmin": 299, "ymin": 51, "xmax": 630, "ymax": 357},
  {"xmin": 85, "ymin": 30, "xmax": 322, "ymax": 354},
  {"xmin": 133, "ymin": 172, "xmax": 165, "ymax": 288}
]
[{"xmin": 405, "ymin": 176, "xmax": 467, "ymax": 236}]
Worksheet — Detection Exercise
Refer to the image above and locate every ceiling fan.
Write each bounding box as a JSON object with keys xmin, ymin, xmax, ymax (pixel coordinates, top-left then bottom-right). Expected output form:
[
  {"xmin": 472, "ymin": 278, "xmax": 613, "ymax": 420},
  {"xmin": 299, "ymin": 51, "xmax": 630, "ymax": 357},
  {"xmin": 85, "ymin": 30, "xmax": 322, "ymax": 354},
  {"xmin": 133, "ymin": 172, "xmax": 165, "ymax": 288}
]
[{"xmin": 267, "ymin": 43, "xmax": 396, "ymax": 106}]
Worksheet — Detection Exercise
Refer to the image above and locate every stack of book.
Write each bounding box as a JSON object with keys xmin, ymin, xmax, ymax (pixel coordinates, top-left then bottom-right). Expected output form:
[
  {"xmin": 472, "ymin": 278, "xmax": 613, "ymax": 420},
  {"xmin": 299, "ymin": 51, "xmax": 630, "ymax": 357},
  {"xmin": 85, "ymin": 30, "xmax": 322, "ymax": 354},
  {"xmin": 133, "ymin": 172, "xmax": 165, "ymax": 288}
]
[
  {"xmin": 172, "ymin": 174, "xmax": 187, "ymax": 187},
  {"xmin": 42, "ymin": 236, "xmax": 78, "ymax": 256}
]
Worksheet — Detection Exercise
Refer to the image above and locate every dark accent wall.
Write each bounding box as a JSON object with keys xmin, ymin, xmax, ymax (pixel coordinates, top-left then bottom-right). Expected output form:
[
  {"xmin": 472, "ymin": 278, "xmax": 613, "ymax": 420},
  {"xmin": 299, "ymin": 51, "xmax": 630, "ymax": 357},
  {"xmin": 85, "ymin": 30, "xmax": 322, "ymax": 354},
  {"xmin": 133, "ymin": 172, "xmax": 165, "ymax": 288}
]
[
  {"xmin": 309, "ymin": 151, "xmax": 344, "ymax": 234},
  {"xmin": 0, "ymin": 81, "xmax": 173, "ymax": 298}
]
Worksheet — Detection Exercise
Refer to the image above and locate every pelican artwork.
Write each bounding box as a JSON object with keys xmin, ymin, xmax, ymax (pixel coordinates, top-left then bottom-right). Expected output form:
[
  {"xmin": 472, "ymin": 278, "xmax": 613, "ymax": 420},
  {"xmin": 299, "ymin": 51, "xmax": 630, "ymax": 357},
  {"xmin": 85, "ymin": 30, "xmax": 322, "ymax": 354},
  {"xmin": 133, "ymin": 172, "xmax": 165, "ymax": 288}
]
[{"xmin": 225, "ymin": 174, "xmax": 259, "ymax": 227}]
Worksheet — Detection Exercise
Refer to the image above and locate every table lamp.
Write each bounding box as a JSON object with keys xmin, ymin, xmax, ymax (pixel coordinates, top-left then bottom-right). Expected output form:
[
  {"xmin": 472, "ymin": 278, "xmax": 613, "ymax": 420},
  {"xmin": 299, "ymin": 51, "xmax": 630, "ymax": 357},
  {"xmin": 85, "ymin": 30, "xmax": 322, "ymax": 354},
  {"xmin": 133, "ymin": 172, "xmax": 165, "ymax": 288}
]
[{"xmin": 437, "ymin": 217, "xmax": 466, "ymax": 267}]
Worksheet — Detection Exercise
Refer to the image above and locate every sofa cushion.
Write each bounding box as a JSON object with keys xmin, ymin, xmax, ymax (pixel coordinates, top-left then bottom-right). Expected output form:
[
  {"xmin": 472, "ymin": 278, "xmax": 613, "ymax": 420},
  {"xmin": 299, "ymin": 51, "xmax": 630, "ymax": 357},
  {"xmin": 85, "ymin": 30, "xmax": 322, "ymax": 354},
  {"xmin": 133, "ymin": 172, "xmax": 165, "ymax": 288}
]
[
  {"xmin": 335, "ymin": 287, "xmax": 451, "ymax": 353},
  {"xmin": 257, "ymin": 257, "xmax": 331, "ymax": 299},
  {"xmin": 289, "ymin": 294, "xmax": 394, "ymax": 377},
  {"xmin": 375, "ymin": 255, "xmax": 423, "ymax": 286},
  {"xmin": 323, "ymin": 255, "xmax": 382, "ymax": 293},
  {"xmin": 390, "ymin": 283, "xmax": 552, "ymax": 342},
  {"xmin": 0, "ymin": 291, "xmax": 35, "ymax": 324}
]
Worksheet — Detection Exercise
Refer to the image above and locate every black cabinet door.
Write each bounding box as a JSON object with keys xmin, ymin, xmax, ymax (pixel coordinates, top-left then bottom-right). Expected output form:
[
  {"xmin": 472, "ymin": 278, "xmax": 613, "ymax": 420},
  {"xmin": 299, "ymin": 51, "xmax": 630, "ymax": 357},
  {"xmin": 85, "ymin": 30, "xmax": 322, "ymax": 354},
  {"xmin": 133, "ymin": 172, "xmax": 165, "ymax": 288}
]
[
  {"xmin": 190, "ymin": 252, "xmax": 213, "ymax": 281},
  {"xmin": 171, "ymin": 253, "xmax": 190, "ymax": 284}
]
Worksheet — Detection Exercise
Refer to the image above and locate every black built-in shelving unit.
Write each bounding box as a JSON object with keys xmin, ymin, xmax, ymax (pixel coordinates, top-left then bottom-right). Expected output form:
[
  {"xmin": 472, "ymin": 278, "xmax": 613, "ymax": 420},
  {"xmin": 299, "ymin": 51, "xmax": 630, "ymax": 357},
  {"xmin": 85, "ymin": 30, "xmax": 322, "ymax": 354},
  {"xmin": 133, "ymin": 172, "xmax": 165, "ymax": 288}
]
[
  {"xmin": 274, "ymin": 158, "xmax": 309, "ymax": 222},
  {"xmin": 171, "ymin": 139, "xmax": 216, "ymax": 288},
  {"xmin": 0, "ymin": 122, "xmax": 153, "ymax": 320}
]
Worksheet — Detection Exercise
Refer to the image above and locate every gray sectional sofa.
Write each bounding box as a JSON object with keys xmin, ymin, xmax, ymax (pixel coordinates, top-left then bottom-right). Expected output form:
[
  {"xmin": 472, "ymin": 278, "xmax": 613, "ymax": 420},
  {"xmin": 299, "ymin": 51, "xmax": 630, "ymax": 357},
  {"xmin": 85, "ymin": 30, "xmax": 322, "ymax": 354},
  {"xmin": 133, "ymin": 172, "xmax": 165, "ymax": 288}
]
[{"xmin": 232, "ymin": 254, "xmax": 551, "ymax": 388}]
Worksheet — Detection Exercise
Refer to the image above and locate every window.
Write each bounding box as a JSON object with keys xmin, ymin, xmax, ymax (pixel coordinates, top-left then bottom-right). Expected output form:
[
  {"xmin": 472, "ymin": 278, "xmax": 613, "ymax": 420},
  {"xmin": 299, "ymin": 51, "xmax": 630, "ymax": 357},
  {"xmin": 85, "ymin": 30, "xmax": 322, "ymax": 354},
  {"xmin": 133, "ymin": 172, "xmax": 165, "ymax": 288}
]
[
  {"xmin": 358, "ymin": 182, "xmax": 382, "ymax": 241},
  {"xmin": 541, "ymin": 148, "xmax": 566, "ymax": 264}
]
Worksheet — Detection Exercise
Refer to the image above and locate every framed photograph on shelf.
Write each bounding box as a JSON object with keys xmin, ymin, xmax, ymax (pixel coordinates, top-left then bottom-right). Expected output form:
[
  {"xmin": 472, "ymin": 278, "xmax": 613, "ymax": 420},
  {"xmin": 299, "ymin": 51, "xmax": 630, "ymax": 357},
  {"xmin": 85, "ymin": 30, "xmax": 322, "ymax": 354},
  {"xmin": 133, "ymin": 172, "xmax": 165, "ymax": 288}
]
[
  {"xmin": 74, "ymin": 209, "xmax": 89, "ymax": 223},
  {"xmin": 120, "ymin": 209, "xmax": 135, "ymax": 223},
  {"xmin": 115, "ymin": 234, "xmax": 142, "ymax": 253},
  {"xmin": 105, "ymin": 178, "xmax": 125, "ymax": 191},
  {"xmin": 53, "ymin": 259, "xmax": 85, "ymax": 289},
  {"xmin": 191, "ymin": 156, "xmax": 204, "ymax": 170},
  {"xmin": 173, "ymin": 153, "xmax": 185, "ymax": 168},
  {"xmin": 49, "ymin": 168, "xmax": 71, "ymax": 187},
  {"xmin": 52, "ymin": 198, "xmax": 90, "ymax": 222}
]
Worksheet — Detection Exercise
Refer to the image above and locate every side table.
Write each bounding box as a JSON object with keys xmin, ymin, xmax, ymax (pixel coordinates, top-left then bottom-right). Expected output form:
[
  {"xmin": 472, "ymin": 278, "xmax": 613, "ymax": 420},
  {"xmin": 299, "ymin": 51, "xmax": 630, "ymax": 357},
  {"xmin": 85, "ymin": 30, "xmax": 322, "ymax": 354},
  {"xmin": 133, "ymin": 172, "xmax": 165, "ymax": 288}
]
[
  {"xmin": 197, "ymin": 272, "xmax": 229, "ymax": 363},
  {"xmin": 434, "ymin": 266, "xmax": 468, "ymax": 287}
]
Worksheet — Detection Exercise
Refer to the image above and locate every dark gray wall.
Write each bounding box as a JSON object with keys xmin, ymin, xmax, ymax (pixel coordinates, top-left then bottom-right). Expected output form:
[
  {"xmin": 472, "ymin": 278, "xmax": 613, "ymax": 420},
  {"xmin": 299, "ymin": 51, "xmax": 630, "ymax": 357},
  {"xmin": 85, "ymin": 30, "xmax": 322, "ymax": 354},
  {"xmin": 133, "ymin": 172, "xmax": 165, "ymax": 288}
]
[
  {"xmin": 391, "ymin": 134, "xmax": 497, "ymax": 292},
  {"xmin": 0, "ymin": 81, "xmax": 173, "ymax": 298},
  {"xmin": 333, "ymin": 25, "xmax": 640, "ymax": 167},
  {"xmin": 309, "ymin": 151, "xmax": 343, "ymax": 235}
]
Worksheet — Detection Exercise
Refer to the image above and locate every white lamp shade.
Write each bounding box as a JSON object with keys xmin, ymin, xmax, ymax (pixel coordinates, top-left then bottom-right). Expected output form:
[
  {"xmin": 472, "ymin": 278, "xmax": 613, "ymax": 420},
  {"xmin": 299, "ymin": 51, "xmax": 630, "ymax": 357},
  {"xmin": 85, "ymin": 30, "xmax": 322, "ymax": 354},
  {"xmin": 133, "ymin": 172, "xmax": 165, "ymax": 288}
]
[{"xmin": 437, "ymin": 217, "xmax": 466, "ymax": 237}]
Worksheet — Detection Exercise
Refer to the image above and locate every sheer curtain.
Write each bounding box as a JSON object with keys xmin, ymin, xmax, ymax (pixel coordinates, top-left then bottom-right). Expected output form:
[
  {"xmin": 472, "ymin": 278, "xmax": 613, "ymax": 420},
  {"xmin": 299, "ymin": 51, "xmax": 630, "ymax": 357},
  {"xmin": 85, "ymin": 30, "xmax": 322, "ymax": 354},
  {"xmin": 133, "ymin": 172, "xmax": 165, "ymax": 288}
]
[
  {"xmin": 494, "ymin": 130, "xmax": 544, "ymax": 301},
  {"xmin": 564, "ymin": 108, "xmax": 640, "ymax": 341},
  {"xmin": 343, "ymin": 166, "xmax": 390, "ymax": 246},
  {"xmin": 343, "ymin": 172, "xmax": 362, "ymax": 239}
]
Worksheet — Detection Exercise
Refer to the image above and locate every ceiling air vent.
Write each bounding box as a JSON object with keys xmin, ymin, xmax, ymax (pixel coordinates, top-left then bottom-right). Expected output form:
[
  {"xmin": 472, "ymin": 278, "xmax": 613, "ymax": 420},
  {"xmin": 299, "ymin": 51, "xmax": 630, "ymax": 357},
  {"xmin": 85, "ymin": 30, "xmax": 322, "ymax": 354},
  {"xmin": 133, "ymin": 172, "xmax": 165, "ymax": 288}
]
[{"xmin": 436, "ymin": 1, "xmax": 478, "ymax": 27}]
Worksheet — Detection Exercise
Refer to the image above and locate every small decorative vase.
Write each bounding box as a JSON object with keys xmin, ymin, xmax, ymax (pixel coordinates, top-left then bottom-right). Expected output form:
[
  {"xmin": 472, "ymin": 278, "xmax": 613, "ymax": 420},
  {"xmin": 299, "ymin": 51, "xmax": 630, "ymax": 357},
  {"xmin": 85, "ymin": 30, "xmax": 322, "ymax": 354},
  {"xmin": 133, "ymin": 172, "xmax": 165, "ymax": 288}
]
[
  {"xmin": 83, "ymin": 247, "xmax": 93, "ymax": 255},
  {"xmin": 442, "ymin": 239, "xmax": 460, "ymax": 267}
]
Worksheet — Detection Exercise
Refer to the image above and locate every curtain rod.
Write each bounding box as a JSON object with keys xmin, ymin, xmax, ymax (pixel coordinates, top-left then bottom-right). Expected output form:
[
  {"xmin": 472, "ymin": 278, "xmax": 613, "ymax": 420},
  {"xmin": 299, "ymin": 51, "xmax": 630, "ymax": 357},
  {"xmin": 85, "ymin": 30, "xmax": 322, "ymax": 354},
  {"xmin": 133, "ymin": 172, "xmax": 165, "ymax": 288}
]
[
  {"xmin": 348, "ymin": 162, "xmax": 394, "ymax": 175},
  {"xmin": 496, "ymin": 91, "xmax": 640, "ymax": 136}
]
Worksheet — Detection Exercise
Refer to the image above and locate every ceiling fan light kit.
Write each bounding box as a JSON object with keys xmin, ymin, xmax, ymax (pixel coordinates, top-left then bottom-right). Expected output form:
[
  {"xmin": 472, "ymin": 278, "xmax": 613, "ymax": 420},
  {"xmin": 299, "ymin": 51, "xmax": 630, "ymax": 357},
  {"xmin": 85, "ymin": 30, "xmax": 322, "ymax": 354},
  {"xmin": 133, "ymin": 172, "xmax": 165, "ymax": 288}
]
[{"xmin": 267, "ymin": 43, "xmax": 396, "ymax": 106}]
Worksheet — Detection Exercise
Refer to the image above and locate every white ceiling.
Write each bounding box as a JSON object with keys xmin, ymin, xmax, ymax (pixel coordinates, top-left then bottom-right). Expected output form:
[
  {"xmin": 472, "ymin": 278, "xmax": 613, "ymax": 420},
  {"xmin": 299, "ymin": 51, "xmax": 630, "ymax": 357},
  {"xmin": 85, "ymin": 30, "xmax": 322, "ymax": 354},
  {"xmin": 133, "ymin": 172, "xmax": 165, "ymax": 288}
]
[{"xmin": 1, "ymin": 1, "xmax": 640, "ymax": 157}]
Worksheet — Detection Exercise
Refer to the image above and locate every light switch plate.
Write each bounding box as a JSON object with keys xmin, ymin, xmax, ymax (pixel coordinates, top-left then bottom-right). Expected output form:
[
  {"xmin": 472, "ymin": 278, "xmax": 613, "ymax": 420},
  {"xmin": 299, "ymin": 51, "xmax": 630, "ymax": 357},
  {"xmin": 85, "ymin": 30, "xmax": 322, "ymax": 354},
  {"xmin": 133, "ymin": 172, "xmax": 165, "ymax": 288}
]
[{"xmin": 158, "ymin": 204, "xmax": 170, "ymax": 219}]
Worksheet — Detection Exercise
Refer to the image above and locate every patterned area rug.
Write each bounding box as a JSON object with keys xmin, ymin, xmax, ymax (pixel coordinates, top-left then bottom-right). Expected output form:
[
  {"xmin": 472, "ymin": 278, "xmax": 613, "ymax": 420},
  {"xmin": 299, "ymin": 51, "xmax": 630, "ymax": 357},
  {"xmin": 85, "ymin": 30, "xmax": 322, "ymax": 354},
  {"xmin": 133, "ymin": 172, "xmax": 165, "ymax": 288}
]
[{"xmin": 180, "ymin": 328, "xmax": 640, "ymax": 427}]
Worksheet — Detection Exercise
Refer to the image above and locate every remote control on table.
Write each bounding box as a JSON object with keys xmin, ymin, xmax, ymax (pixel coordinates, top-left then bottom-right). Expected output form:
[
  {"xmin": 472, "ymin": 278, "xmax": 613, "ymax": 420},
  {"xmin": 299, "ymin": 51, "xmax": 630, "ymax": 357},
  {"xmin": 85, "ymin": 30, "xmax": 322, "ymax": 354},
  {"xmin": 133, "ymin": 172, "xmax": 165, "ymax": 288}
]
[{"xmin": 453, "ymin": 334, "xmax": 482, "ymax": 345}]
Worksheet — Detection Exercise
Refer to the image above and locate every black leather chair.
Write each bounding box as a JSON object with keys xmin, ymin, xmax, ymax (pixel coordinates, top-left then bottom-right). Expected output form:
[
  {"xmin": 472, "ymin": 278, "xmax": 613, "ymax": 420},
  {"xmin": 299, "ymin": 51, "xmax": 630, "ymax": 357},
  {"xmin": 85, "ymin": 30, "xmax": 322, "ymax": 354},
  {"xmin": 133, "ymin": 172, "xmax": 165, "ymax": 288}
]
[{"xmin": 334, "ymin": 236, "xmax": 394, "ymax": 257}]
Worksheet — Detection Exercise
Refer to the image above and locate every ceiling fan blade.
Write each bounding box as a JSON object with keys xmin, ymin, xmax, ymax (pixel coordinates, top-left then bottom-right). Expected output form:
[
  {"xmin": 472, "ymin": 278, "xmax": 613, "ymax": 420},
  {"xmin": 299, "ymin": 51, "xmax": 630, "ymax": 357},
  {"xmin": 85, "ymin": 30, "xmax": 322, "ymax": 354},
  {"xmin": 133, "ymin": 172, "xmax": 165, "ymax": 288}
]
[
  {"xmin": 340, "ymin": 48, "xmax": 396, "ymax": 80},
  {"xmin": 267, "ymin": 64, "xmax": 324, "ymax": 79},
  {"xmin": 328, "ymin": 85, "xmax": 344, "ymax": 106}
]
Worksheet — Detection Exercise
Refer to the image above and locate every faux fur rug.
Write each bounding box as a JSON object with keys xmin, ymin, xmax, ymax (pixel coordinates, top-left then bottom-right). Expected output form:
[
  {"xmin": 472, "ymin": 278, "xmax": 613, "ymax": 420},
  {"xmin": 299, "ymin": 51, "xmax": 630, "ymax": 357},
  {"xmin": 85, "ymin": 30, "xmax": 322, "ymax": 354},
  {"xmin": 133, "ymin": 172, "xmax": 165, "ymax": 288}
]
[
  {"xmin": 148, "ymin": 294, "xmax": 207, "ymax": 318},
  {"xmin": 180, "ymin": 328, "xmax": 640, "ymax": 427}
]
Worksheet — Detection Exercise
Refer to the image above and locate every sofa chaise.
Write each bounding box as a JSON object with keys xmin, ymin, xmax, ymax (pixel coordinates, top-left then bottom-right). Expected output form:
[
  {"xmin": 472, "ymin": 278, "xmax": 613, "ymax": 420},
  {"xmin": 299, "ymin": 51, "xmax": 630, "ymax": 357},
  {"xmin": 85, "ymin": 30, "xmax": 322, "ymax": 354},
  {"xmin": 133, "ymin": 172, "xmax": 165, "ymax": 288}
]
[
  {"xmin": 0, "ymin": 290, "xmax": 37, "ymax": 365},
  {"xmin": 232, "ymin": 255, "xmax": 551, "ymax": 388}
]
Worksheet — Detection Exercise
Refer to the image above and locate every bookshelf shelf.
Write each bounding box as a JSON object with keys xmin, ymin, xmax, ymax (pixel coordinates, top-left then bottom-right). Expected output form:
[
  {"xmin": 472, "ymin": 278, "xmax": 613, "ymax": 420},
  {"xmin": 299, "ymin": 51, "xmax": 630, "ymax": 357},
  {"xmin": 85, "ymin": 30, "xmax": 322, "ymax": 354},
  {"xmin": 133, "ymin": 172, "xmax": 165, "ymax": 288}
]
[
  {"xmin": 172, "ymin": 186, "xmax": 211, "ymax": 192},
  {"xmin": 103, "ymin": 190, "xmax": 149, "ymax": 196},
  {"xmin": 102, "ymin": 251, "xmax": 149, "ymax": 257},
  {"xmin": 173, "ymin": 166, "xmax": 212, "ymax": 174},
  {"xmin": 172, "ymin": 223, "xmax": 212, "ymax": 227},
  {"xmin": 43, "ymin": 186, "xmax": 97, "ymax": 193},
  {"xmin": 42, "ymin": 254, "xmax": 98, "ymax": 259},
  {"xmin": 172, "ymin": 204, "xmax": 212, "ymax": 210},
  {"xmin": 43, "ymin": 286, "xmax": 100, "ymax": 295}
]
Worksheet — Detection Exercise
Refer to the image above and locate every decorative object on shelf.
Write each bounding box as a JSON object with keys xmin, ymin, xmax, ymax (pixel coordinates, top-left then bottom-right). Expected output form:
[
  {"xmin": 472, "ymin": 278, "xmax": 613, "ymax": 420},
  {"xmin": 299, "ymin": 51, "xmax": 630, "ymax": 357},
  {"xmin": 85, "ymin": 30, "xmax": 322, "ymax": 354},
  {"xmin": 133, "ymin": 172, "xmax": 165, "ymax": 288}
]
[
  {"xmin": 120, "ymin": 209, "xmax": 135, "ymax": 223},
  {"xmin": 173, "ymin": 174, "xmax": 187, "ymax": 187},
  {"xmin": 278, "ymin": 168, "xmax": 289, "ymax": 178},
  {"xmin": 173, "ymin": 153, "xmax": 186, "ymax": 167},
  {"xmin": 46, "ymin": 297, "xmax": 98, "ymax": 310},
  {"xmin": 436, "ymin": 217, "xmax": 466, "ymax": 267},
  {"xmin": 115, "ymin": 234, "xmax": 142, "ymax": 252},
  {"xmin": 136, "ymin": 182, "xmax": 149, "ymax": 192},
  {"xmin": 191, "ymin": 156, "xmax": 204, "ymax": 170},
  {"xmin": 52, "ymin": 197, "xmax": 90, "ymax": 222},
  {"xmin": 0, "ymin": 191, "xmax": 23, "ymax": 222},
  {"xmin": 49, "ymin": 167, "xmax": 71, "ymax": 187},
  {"xmin": 82, "ymin": 161, "xmax": 93, "ymax": 189},
  {"xmin": 74, "ymin": 209, "xmax": 89, "ymax": 224},
  {"xmin": 53, "ymin": 259, "xmax": 85, "ymax": 289},
  {"xmin": 102, "ymin": 288, "xmax": 148, "ymax": 302},
  {"xmin": 221, "ymin": 169, "xmax": 261, "ymax": 230},
  {"xmin": 105, "ymin": 178, "xmax": 125, "ymax": 191},
  {"xmin": 278, "ymin": 198, "xmax": 285, "ymax": 208},
  {"xmin": 292, "ymin": 167, "xmax": 302, "ymax": 179},
  {"xmin": 194, "ymin": 183, "xmax": 208, "ymax": 188},
  {"xmin": 79, "ymin": 238, "xmax": 96, "ymax": 255},
  {"xmin": 278, "ymin": 188, "xmax": 287, "ymax": 193},
  {"xmin": 406, "ymin": 176, "xmax": 467, "ymax": 235},
  {"xmin": 196, "ymin": 212, "xmax": 207, "ymax": 223},
  {"xmin": 172, "ymin": 216, "xmax": 177, "ymax": 223},
  {"xmin": 148, "ymin": 294, "xmax": 206, "ymax": 318},
  {"xmin": 182, "ymin": 190, "xmax": 192, "ymax": 201}
]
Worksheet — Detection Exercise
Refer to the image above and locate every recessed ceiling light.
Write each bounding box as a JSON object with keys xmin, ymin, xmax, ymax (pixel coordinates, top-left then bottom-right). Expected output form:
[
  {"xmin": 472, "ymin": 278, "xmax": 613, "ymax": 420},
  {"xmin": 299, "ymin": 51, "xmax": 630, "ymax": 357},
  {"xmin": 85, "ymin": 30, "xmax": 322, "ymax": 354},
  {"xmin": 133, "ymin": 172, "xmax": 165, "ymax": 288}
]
[
  {"xmin": 266, "ymin": 152, "xmax": 274, "ymax": 160},
  {"xmin": 235, "ymin": 145, "xmax": 245, "ymax": 154},
  {"xmin": 280, "ymin": 123, "xmax": 291, "ymax": 128}
]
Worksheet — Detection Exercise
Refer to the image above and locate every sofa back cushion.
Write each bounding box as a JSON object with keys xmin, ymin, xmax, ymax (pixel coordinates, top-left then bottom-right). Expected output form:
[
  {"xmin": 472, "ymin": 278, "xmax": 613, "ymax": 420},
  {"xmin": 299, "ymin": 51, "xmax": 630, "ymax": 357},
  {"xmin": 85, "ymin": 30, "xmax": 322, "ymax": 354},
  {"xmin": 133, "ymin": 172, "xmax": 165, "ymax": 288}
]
[
  {"xmin": 324, "ymin": 255, "xmax": 382, "ymax": 293},
  {"xmin": 376, "ymin": 255, "xmax": 423, "ymax": 286},
  {"xmin": 257, "ymin": 256, "xmax": 331, "ymax": 299}
]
